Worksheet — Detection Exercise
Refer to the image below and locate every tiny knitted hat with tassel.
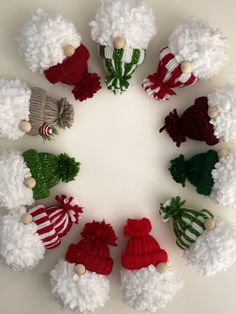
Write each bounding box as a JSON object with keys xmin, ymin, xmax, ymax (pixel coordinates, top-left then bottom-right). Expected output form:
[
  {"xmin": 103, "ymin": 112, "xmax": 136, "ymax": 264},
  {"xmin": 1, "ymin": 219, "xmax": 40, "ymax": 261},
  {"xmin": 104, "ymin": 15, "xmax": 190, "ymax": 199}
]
[
  {"xmin": 0, "ymin": 149, "xmax": 80, "ymax": 210},
  {"xmin": 169, "ymin": 149, "xmax": 236, "ymax": 209},
  {"xmin": 143, "ymin": 17, "xmax": 228, "ymax": 101},
  {"xmin": 0, "ymin": 79, "xmax": 74, "ymax": 141},
  {"xmin": 0, "ymin": 195, "xmax": 83, "ymax": 271},
  {"xmin": 90, "ymin": 0, "xmax": 157, "ymax": 94},
  {"xmin": 160, "ymin": 85, "xmax": 236, "ymax": 146},
  {"xmin": 19, "ymin": 9, "xmax": 101, "ymax": 101},
  {"xmin": 160, "ymin": 196, "xmax": 236, "ymax": 277},
  {"xmin": 120, "ymin": 218, "xmax": 183, "ymax": 312},
  {"xmin": 50, "ymin": 220, "xmax": 117, "ymax": 313}
]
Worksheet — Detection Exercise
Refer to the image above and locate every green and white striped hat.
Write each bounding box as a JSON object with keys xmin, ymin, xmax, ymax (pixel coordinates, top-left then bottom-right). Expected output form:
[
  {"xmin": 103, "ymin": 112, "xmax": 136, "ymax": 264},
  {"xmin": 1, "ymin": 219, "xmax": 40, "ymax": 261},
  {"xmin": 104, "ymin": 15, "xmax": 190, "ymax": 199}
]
[{"xmin": 160, "ymin": 196, "xmax": 214, "ymax": 250}]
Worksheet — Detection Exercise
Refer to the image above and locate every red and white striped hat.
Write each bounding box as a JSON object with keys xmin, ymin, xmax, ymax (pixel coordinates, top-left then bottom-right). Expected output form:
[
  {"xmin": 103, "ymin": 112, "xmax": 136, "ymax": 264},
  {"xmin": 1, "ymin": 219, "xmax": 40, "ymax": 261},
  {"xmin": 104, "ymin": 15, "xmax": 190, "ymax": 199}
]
[{"xmin": 29, "ymin": 195, "xmax": 83, "ymax": 249}]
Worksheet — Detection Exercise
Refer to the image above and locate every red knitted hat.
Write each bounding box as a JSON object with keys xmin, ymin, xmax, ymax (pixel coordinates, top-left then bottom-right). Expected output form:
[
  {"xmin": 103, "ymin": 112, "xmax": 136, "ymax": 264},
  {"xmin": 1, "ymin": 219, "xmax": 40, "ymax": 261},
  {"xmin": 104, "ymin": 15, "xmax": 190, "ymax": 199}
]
[
  {"xmin": 44, "ymin": 45, "xmax": 101, "ymax": 101},
  {"xmin": 160, "ymin": 96, "xmax": 219, "ymax": 147},
  {"xmin": 66, "ymin": 220, "xmax": 117, "ymax": 276},
  {"xmin": 29, "ymin": 194, "xmax": 83, "ymax": 249},
  {"xmin": 121, "ymin": 218, "xmax": 168, "ymax": 270}
]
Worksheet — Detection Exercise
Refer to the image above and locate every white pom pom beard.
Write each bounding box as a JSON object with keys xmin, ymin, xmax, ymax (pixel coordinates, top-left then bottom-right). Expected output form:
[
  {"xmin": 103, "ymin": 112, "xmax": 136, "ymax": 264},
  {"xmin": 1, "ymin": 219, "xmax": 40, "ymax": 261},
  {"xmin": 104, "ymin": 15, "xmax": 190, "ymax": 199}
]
[
  {"xmin": 0, "ymin": 208, "xmax": 45, "ymax": 271},
  {"xmin": 0, "ymin": 150, "xmax": 34, "ymax": 210},
  {"xmin": 183, "ymin": 217, "xmax": 236, "ymax": 277},
  {"xmin": 210, "ymin": 153, "xmax": 236, "ymax": 209},
  {"xmin": 0, "ymin": 79, "xmax": 31, "ymax": 140},
  {"xmin": 120, "ymin": 264, "xmax": 184, "ymax": 312},
  {"xmin": 50, "ymin": 260, "xmax": 111, "ymax": 313}
]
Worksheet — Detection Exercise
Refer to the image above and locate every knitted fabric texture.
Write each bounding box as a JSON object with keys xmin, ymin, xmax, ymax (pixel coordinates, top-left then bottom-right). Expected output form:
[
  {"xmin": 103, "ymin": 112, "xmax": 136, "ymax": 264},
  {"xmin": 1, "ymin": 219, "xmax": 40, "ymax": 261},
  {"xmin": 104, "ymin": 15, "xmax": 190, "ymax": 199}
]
[
  {"xmin": 143, "ymin": 17, "xmax": 228, "ymax": 101},
  {"xmin": 66, "ymin": 220, "xmax": 117, "ymax": 275},
  {"xmin": 121, "ymin": 218, "xmax": 168, "ymax": 270},
  {"xmin": 22, "ymin": 149, "xmax": 80, "ymax": 200},
  {"xmin": 160, "ymin": 96, "xmax": 219, "ymax": 146},
  {"xmin": 169, "ymin": 150, "xmax": 219, "ymax": 196},
  {"xmin": 160, "ymin": 196, "xmax": 213, "ymax": 250}
]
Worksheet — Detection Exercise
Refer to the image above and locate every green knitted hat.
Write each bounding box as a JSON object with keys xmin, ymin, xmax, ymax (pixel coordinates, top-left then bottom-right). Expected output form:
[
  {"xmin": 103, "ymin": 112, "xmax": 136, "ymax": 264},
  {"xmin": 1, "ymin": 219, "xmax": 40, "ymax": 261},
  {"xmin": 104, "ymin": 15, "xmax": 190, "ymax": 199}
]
[
  {"xmin": 22, "ymin": 149, "xmax": 80, "ymax": 200},
  {"xmin": 169, "ymin": 150, "xmax": 219, "ymax": 196},
  {"xmin": 160, "ymin": 196, "xmax": 214, "ymax": 250},
  {"xmin": 99, "ymin": 45, "xmax": 145, "ymax": 94}
]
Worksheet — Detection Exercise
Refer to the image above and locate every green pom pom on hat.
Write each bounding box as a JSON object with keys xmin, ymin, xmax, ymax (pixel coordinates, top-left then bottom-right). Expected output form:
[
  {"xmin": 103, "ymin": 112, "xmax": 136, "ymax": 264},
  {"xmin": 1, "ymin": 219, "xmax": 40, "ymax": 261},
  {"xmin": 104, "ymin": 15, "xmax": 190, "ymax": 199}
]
[
  {"xmin": 169, "ymin": 150, "xmax": 219, "ymax": 196},
  {"xmin": 160, "ymin": 196, "xmax": 214, "ymax": 250},
  {"xmin": 22, "ymin": 149, "xmax": 80, "ymax": 200}
]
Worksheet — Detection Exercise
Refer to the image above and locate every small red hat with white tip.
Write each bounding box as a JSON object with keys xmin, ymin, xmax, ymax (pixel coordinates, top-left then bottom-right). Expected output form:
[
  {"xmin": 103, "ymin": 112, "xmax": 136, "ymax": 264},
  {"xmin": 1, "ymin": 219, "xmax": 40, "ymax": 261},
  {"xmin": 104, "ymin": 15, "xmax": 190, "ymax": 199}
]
[
  {"xmin": 142, "ymin": 17, "xmax": 228, "ymax": 101},
  {"xmin": 50, "ymin": 220, "xmax": 117, "ymax": 313},
  {"xmin": 0, "ymin": 195, "xmax": 83, "ymax": 271},
  {"xmin": 120, "ymin": 218, "xmax": 184, "ymax": 312}
]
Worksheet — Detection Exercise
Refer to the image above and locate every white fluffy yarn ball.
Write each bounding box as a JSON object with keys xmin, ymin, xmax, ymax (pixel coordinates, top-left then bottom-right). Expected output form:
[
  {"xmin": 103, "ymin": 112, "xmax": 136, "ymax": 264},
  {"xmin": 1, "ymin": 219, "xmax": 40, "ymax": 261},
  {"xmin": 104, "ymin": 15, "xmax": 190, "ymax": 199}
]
[
  {"xmin": 208, "ymin": 85, "xmax": 236, "ymax": 142},
  {"xmin": 0, "ymin": 79, "xmax": 31, "ymax": 141},
  {"xmin": 0, "ymin": 150, "xmax": 33, "ymax": 210},
  {"xmin": 50, "ymin": 260, "xmax": 111, "ymax": 313},
  {"xmin": 90, "ymin": 0, "xmax": 157, "ymax": 49},
  {"xmin": 120, "ymin": 264, "xmax": 184, "ymax": 312},
  {"xmin": 168, "ymin": 17, "xmax": 228, "ymax": 80},
  {"xmin": 0, "ymin": 207, "xmax": 45, "ymax": 270},
  {"xmin": 19, "ymin": 9, "xmax": 81, "ymax": 73},
  {"xmin": 183, "ymin": 217, "xmax": 236, "ymax": 277}
]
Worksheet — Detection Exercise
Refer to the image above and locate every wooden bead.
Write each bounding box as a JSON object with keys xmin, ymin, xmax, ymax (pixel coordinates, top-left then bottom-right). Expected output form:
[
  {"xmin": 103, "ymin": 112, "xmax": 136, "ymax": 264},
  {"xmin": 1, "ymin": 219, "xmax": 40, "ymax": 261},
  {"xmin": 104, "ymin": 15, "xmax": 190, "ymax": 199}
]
[
  {"xmin": 19, "ymin": 120, "xmax": 32, "ymax": 133},
  {"xmin": 24, "ymin": 177, "xmax": 36, "ymax": 189},
  {"xmin": 180, "ymin": 61, "xmax": 192, "ymax": 73},
  {"xmin": 217, "ymin": 148, "xmax": 230, "ymax": 159},
  {"xmin": 21, "ymin": 212, "xmax": 33, "ymax": 225},
  {"xmin": 74, "ymin": 264, "xmax": 86, "ymax": 276},
  {"xmin": 113, "ymin": 36, "xmax": 125, "ymax": 49},
  {"xmin": 63, "ymin": 44, "xmax": 75, "ymax": 57},
  {"xmin": 208, "ymin": 106, "xmax": 220, "ymax": 119},
  {"xmin": 204, "ymin": 218, "xmax": 216, "ymax": 231},
  {"xmin": 156, "ymin": 262, "xmax": 168, "ymax": 274}
]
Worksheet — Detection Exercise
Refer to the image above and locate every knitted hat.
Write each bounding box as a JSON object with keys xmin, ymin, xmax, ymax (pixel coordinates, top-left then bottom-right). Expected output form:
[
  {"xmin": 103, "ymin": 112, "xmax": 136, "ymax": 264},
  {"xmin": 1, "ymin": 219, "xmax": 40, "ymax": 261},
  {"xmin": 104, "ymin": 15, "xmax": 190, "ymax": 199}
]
[
  {"xmin": 0, "ymin": 79, "xmax": 74, "ymax": 141},
  {"xmin": 160, "ymin": 196, "xmax": 236, "ymax": 277},
  {"xmin": 19, "ymin": 9, "xmax": 101, "ymax": 101},
  {"xmin": 160, "ymin": 85, "xmax": 236, "ymax": 146},
  {"xmin": 50, "ymin": 220, "xmax": 117, "ymax": 313},
  {"xmin": 120, "ymin": 218, "xmax": 183, "ymax": 312},
  {"xmin": 143, "ymin": 17, "xmax": 228, "ymax": 101},
  {"xmin": 169, "ymin": 149, "xmax": 236, "ymax": 209},
  {"xmin": 90, "ymin": 0, "xmax": 157, "ymax": 94},
  {"xmin": 0, "ymin": 195, "xmax": 83, "ymax": 271},
  {"xmin": 0, "ymin": 149, "xmax": 80, "ymax": 210}
]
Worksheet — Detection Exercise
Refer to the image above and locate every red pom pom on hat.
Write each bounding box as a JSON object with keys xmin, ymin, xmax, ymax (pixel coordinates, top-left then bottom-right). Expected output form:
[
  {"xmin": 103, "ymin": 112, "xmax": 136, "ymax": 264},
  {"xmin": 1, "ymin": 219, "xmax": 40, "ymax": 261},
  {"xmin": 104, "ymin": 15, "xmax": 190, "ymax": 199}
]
[
  {"xmin": 66, "ymin": 220, "xmax": 117, "ymax": 276},
  {"xmin": 121, "ymin": 218, "xmax": 168, "ymax": 270}
]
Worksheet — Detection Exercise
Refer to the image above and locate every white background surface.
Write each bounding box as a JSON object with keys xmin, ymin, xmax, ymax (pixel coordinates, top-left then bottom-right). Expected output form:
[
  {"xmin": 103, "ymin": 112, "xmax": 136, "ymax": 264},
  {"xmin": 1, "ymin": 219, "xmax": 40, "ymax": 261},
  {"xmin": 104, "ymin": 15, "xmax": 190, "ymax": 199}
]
[{"xmin": 0, "ymin": 0, "xmax": 236, "ymax": 313}]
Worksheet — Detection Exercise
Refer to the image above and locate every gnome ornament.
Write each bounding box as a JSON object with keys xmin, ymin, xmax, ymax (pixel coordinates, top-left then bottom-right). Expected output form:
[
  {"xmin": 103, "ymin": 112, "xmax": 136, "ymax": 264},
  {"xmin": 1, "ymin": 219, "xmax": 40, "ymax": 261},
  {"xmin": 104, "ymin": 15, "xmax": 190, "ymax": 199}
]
[
  {"xmin": 160, "ymin": 85, "xmax": 236, "ymax": 146},
  {"xmin": 169, "ymin": 148, "xmax": 236, "ymax": 209},
  {"xmin": 0, "ymin": 149, "xmax": 80, "ymax": 210},
  {"xmin": 19, "ymin": 9, "xmax": 101, "ymax": 101},
  {"xmin": 0, "ymin": 195, "xmax": 83, "ymax": 271},
  {"xmin": 120, "ymin": 218, "xmax": 183, "ymax": 312},
  {"xmin": 50, "ymin": 220, "xmax": 117, "ymax": 313},
  {"xmin": 0, "ymin": 79, "xmax": 74, "ymax": 141},
  {"xmin": 90, "ymin": 0, "xmax": 157, "ymax": 94},
  {"xmin": 160, "ymin": 196, "xmax": 236, "ymax": 277},
  {"xmin": 143, "ymin": 17, "xmax": 228, "ymax": 101}
]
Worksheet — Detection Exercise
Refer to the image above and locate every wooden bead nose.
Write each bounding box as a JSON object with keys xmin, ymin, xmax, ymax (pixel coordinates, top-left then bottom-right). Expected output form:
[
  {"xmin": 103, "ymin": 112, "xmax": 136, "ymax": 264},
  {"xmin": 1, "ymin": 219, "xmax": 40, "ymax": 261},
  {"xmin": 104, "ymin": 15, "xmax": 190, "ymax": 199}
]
[
  {"xmin": 63, "ymin": 44, "xmax": 76, "ymax": 57},
  {"xmin": 180, "ymin": 61, "xmax": 192, "ymax": 73},
  {"xmin": 208, "ymin": 106, "xmax": 220, "ymax": 119},
  {"xmin": 204, "ymin": 218, "xmax": 216, "ymax": 231},
  {"xmin": 113, "ymin": 36, "xmax": 125, "ymax": 49},
  {"xmin": 19, "ymin": 120, "xmax": 32, "ymax": 133},
  {"xmin": 24, "ymin": 177, "xmax": 36, "ymax": 189},
  {"xmin": 74, "ymin": 264, "xmax": 86, "ymax": 276},
  {"xmin": 21, "ymin": 212, "xmax": 33, "ymax": 225},
  {"xmin": 156, "ymin": 262, "xmax": 168, "ymax": 274},
  {"xmin": 217, "ymin": 148, "xmax": 230, "ymax": 159}
]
